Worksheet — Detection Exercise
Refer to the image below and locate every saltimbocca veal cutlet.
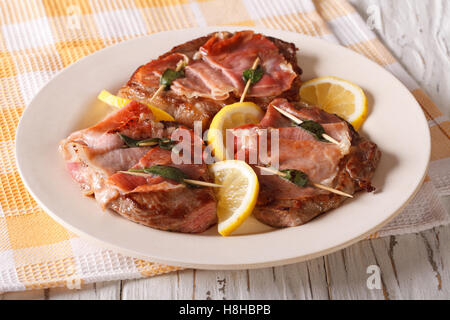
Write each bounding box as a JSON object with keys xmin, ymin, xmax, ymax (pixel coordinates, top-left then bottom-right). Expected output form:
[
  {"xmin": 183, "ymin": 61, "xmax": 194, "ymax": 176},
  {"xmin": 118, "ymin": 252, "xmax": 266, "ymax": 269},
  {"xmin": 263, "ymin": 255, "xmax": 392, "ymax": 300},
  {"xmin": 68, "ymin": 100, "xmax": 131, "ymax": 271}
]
[
  {"xmin": 60, "ymin": 30, "xmax": 380, "ymax": 233},
  {"xmin": 231, "ymin": 98, "xmax": 380, "ymax": 227},
  {"xmin": 60, "ymin": 101, "xmax": 217, "ymax": 232},
  {"xmin": 118, "ymin": 31, "xmax": 302, "ymax": 128}
]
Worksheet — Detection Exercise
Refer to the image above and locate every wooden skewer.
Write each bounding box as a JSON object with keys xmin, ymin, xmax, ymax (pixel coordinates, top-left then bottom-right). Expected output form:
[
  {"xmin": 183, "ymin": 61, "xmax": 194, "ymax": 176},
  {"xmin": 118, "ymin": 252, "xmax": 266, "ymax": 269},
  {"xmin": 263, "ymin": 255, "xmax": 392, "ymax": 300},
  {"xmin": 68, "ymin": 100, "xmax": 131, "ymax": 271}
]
[
  {"xmin": 183, "ymin": 179, "xmax": 222, "ymax": 188},
  {"xmin": 240, "ymin": 57, "xmax": 260, "ymax": 103},
  {"xmin": 256, "ymin": 166, "xmax": 353, "ymax": 198},
  {"xmin": 118, "ymin": 171, "xmax": 151, "ymax": 177},
  {"xmin": 312, "ymin": 183, "xmax": 353, "ymax": 198},
  {"xmin": 149, "ymin": 84, "xmax": 166, "ymax": 103},
  {"xmin": 118, "ymin": 171, "xmax": 222, "ymax": 188},
  {"xmin": 272, "ymin": 105, "xmax": 341, "ymax": 146},
  {"xmin": 149, "ymin": 59, "xmax": 186, "ymax": 103}
]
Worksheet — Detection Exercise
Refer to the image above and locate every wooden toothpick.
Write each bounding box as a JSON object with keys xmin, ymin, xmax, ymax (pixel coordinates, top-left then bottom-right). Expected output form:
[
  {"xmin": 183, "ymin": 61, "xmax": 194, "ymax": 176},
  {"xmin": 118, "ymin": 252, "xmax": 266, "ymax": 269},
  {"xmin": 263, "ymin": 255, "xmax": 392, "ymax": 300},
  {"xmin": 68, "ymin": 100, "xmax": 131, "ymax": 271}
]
[
  {"xmin": 183, "ymin": 179, "xmax": 223, "ymax": 188},
  {"xmin": 240, "ymin": 57, "xmax": 260, "ymax": 103},
  {"xmin": 118, "ymin": 171, "xmax": 222, "ymax": 188},
  {"xmin": 256, "ymin": 166, "xmax": 353, "ymax": 198},
  {"xmin": 272, "ymin": 106, "xmax": 341, "ymax": 146},
  {"xmin": 149, "ymin": 59, "xmax": 186, "ymax": 103},
  {"xmin": 149, "ymin": 84, "xmax": 166, "ymax": 103}
]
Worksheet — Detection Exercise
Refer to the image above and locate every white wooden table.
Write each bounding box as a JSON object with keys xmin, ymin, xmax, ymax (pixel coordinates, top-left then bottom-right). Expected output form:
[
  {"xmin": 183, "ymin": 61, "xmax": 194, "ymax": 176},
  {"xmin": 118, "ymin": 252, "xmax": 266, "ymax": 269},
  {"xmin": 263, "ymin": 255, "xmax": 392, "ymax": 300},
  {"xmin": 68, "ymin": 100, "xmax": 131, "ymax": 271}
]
[{"xmin": 2, "ymin": 0, "xmax": 449, "ymax": 300}]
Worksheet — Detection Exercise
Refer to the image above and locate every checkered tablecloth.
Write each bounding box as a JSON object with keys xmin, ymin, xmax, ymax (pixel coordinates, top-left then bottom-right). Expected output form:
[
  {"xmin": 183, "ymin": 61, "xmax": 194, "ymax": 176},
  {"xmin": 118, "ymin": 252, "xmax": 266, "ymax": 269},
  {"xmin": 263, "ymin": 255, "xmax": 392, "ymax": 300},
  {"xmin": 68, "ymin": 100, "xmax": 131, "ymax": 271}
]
[{"xmin": 0, "ymin": 0, "xmax": 449, "ymax": 292}]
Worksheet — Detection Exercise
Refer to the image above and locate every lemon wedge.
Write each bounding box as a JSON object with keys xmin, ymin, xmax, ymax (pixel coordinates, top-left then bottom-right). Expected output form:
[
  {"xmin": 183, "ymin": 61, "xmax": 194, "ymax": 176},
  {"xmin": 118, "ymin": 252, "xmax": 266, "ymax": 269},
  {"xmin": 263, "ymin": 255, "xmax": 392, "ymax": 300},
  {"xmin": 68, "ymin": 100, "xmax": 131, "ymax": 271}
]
[
  {"xmin": 207, "ymin": 102, "xmax": 264, "ymax": 161},
  {"xmin": 299, "ymin": 76, "xmax": 368, "ymax": 130},
  {"xmin": 97, "ymin": 90, "xmax": 175, "ymax": 122},
  {"xmin": 209, "ymin": 160, "xmax": 259, "ymax": 236}
]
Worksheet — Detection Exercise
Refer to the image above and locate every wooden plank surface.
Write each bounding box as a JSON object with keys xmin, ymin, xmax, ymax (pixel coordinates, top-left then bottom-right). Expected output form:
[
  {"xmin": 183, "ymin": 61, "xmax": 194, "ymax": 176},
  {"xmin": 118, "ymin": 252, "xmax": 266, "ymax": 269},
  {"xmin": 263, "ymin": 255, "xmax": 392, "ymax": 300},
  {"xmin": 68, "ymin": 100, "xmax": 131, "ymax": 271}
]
[{"xmin": 1, "ymin": 0, "xmax": 449, "ymax": 300}]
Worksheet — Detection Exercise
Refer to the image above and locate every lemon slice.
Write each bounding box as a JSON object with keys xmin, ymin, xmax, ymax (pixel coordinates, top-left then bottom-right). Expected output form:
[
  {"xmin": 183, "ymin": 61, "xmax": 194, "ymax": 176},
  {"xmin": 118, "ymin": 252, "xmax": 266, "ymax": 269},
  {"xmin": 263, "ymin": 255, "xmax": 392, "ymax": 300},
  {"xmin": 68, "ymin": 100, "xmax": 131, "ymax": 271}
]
[
  {"xmin": 209, "ymin": 160, "xmax": 259, "ymax": 236},
  {"xmin": 299, "ymin": 76, "xmax": 368, "ymax": 130},
  {"xmin": 97, "ymin": 90, "xmax": 175, "ymax": 122},
  {"xmin": 207, "ymin": 102, "xmax": 264, "ymax": 161}
]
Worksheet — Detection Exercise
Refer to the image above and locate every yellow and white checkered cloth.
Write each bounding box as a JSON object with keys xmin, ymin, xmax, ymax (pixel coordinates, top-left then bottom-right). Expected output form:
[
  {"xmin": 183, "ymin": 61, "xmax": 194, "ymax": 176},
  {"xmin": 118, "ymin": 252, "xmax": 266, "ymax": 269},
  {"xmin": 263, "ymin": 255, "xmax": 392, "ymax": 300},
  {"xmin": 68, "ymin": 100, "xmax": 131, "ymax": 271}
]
[{"xmin": 0, "ymin": 0, "xmax": 449, "ymax": 292}]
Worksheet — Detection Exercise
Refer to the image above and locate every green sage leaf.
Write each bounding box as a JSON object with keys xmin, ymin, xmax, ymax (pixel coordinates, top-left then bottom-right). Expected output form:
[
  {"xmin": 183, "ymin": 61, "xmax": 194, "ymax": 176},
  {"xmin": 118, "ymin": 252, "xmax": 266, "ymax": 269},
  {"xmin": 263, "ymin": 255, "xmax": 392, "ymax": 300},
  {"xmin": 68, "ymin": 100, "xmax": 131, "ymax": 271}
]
[
  {"xmin": 157, "ymin": 138, "xmax": 177, "ymax": 150},
  {"xmin": 119, "ymin": 134, "xmax": 176, "ymax": 150},
  {"xmin": 135, "ymin": 138, "xmax": 160, "ymax": 147},
  {"xmin": 127, "ymin": 166, "xmax": 202, "ymax": 188},
  {"xmin": 297, "ymin": 120, "xmax": 328, "ymax": 142},
  {"xmin": 242, "ymin": 65, "xmax": 264, "ymax": 84},
  {"xmin": 280, "ymin": 169, "xmax": 309, "ymax": 187},
  {"xmin": 118, "ymin": 133, "xmax": 140, "ymax": 148},
  {"xmin": 142, "ymin": 165, "xmax": 186, "ymax": 183},
  {"xmin": 160, "ymin": 68, "xmax": 185, "ymax": 89}
]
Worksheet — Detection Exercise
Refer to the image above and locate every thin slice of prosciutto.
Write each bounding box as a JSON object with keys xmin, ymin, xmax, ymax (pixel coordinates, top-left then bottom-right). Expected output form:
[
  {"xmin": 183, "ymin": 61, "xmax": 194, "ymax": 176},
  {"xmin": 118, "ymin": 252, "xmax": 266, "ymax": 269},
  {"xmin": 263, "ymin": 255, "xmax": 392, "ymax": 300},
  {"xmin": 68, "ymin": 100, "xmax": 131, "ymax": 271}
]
[
  {"xmin": 230, "ymin": 98, "xmax": 381, "ymax": 227},
  {"xmin": 60, "ymin": 104, "xmax": 217, "ymax": 233},
  {"xmin": 171, "ymin": 31, "xmax": 297, "ymax": 100},
  {"xmin": 231, "ymin": 99, "xmax": 352, "ymax": 186},
  {"xmin": 118, "ymin": 31, "xmax": 302, "ymax": 127},
  {"xmin": 128, "ymin": 53, "xmax": 188, "ymax": 89},
  {"xmin": 59, "ymin": 100, "xmax": 173, "ymax": 208}
]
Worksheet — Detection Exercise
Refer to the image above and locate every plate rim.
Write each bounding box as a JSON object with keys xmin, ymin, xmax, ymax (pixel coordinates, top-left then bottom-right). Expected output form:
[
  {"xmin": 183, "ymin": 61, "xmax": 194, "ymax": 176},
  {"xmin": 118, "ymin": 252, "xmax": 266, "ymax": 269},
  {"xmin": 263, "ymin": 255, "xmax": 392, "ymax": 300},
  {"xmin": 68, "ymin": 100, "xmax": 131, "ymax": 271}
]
[{"xmin": 15, "ymin": 26, "xmax": 431, "ymax": 269}]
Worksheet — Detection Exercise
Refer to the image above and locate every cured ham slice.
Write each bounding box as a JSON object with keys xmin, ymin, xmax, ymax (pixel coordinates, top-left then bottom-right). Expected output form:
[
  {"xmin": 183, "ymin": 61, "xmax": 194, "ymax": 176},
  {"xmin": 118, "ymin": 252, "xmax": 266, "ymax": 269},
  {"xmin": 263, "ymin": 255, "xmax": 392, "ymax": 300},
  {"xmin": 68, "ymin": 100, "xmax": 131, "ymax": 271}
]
[
  {"xmin": 59, "ymin": 100, "xmax": 173, "ymax": 207},
  {"xmin": 129, "ymin": 53, "xmax": 188, "ymax": 88},
  {"xmin": 197, "ymin": 31, "xmax": 297, "ymax": 98},
  {"xmin": 230, "ymin": 98, "xmax": 381, "ymax": 227},
  {"xmin": 171, "ymin": 60, "xmax": 234, "ymax": 100},
  {"xmin": 118, "ymin": 31, "xmax": 302, "ymax": 127},
  {"xmin": 231, "ymin": 100, "xmax": 352, "ymax": 186},
  {"xmin": 264, "ymin": 98, "xmax": 353, "ymax": 152},
  {"xmin": 171, "ymin": 31, "xmax": 297, "ymax": 100},
  {"xmin": 61, "ymin": 103, "xmax": 216, "ymax": 233},
  {"xmin": 106, "ymin": 147, "xmax": 217, "ymax": 233}
]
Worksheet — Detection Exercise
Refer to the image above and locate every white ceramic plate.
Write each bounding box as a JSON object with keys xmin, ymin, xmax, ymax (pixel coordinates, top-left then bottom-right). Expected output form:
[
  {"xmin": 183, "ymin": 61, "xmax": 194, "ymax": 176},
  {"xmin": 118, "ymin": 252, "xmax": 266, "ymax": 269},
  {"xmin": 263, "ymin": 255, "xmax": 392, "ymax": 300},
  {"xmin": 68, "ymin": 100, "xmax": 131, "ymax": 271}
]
[{"xmin": 16, "ymin": 27, "xmax": 430, "ymax": 269}]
